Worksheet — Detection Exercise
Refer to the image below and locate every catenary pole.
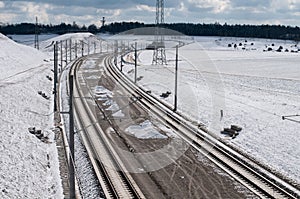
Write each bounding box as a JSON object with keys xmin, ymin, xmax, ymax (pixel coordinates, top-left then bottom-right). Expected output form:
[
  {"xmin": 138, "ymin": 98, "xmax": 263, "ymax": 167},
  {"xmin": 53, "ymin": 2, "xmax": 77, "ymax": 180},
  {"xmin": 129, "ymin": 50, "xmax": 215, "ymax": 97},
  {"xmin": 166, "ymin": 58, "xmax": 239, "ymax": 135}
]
[
  {"xmin": 65, "ymin": 40, "xmax": 68, "ymax": 65},
  {"xmin": 81, "ymin": 40, "xmax": 84, "ymax": 57},
  {"xmin": 54, "ymin": 42, "xmax": 58, "ymax": 112},
  {"xmin": 69, "ymin": 39, "xmax": 72, "ymax": 62},
  {"xmin": 69, "ymin": 75, "xmax": 75, "ymax": 199},
  {"xmin": 174, "ymin": 45, "xmax": 178, "ymax": 112},
  {"xmin": 75, "ymin": 41, "xmax": 78, "ymax": 59},
  {"xmin": 135, "ymin": 42, "xmax": 137, "ymax": 83},
  {"xmin": 60, "ymin": 41, "xmax": 63, "ymax": 71}
]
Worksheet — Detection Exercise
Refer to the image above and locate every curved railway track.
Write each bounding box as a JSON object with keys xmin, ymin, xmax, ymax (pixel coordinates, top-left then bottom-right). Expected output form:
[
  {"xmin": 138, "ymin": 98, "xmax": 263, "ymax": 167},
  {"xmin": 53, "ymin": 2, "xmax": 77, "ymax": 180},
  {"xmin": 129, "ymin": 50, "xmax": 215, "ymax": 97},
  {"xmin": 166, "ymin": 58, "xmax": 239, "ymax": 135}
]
[
  {"xmin": 103, "ymin": 55, "xmax": 300, "ymax": 199},
  {"xmin": 69, "ymin": 57, "xmax": 145, "ymax": 199},
  {"xmin": 65, "ymin": 53, "xmax": 300, "ymax": 199}
]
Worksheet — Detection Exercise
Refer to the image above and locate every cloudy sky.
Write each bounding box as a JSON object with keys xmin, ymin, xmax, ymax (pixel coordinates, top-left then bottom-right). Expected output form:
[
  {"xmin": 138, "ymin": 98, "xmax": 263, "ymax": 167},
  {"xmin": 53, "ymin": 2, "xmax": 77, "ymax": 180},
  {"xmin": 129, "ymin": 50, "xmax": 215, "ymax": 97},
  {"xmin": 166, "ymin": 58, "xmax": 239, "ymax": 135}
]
[{"xmin": 0, "ymin": 0, "xmax": 300, "ymax": 26}]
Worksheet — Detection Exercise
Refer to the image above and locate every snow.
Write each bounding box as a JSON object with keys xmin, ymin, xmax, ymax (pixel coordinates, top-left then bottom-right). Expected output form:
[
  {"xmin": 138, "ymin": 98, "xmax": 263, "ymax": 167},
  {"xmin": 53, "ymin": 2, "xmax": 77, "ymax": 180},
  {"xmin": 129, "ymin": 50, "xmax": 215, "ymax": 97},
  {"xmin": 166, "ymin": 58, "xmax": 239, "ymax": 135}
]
[
  {"xmin": 0, "ymin": 32, "xmax": 111, "ymax": 199},
  {"xmin": 8, "ymin": 34, "xmax": 58, "ymax": 46},
  {"xmin": 0, "ymin": 33, "xmax": 47, "ymax": 79},
  {"xmin": 125, "ymin": 120, "xmax": 168, "ymax": 139},
  {"xmin": 120, "ymin": 36, "xmax": 300, "ymax": 184},
  {"xmin": 0, "ymin": 33, "xmax": 63, "ymax": 198},
  {"xmin": 2, "ymin": 29, "xmax": 298, "ymax": 198},
  {"xmin": 40, "ymin": 32, "xmax": 104, "ymax": 54}
]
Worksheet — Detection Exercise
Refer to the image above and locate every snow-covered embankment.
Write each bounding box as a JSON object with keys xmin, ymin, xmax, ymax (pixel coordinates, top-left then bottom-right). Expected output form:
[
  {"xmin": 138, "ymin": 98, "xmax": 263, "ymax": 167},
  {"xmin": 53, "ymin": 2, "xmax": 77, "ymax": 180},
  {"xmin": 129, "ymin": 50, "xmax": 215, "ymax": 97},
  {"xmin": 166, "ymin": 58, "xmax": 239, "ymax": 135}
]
[{"xmin": 0, "ymin": 33, "xmax": 63, "ymax": 198}]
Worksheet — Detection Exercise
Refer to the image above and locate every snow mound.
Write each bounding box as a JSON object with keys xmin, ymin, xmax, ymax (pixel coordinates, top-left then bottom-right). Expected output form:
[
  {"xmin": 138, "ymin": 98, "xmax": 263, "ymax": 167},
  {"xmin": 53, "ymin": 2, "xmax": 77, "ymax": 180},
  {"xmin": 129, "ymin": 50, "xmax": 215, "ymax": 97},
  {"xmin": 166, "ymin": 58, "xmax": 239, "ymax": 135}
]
[
  {"xmin": 0, "ymin": 33, "xmax": 47, "ymax": 80},
  {"xmin": 40, "ymin": 32, "xmax": 102, "ymax": 52}
]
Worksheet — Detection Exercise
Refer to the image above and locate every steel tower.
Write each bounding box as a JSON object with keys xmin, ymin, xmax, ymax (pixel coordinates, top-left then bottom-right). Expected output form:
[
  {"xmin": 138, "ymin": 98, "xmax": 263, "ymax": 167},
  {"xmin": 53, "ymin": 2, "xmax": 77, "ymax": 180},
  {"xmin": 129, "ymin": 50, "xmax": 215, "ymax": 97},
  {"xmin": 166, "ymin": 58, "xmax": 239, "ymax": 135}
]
[{"xmin": 152, "ymin": 0, "xmax": 167, "ymax": 65}]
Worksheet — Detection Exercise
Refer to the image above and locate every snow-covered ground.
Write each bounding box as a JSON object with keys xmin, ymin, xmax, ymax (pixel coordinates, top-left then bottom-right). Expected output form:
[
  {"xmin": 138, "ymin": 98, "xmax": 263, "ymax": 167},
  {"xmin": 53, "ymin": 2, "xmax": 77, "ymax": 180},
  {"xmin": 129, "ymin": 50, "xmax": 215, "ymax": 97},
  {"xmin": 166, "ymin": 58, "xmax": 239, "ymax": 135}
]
[
  {"xmin": 2, "ymin": 31, "xmax": 298, "ymax": 198},
  {"xmin": 0, "ymin": 32, "xmax": 105, "ymax": 198},
  {"xmin": 8, "ymin": 34, "xmax": 58, "ymax": 46},
  {"xmin": 0, "ymin": 33, "xmax": 63, "ymax": 198},
  {"xmin": 119, "ymin": 36, "xmax": 300, "ymax": 184}
]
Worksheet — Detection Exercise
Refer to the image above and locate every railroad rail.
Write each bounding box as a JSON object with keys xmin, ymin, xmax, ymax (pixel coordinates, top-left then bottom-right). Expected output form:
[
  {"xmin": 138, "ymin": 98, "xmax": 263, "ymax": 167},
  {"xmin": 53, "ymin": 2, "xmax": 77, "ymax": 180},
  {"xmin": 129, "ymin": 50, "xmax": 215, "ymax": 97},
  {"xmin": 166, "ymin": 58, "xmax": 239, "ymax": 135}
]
[
  {"xmin": 69, "ymin": 57, "xmax": 145, "ymax": 199},
  {"xmin": 103, "ymin": 55, "xmax": 300, "ymax": 199}
]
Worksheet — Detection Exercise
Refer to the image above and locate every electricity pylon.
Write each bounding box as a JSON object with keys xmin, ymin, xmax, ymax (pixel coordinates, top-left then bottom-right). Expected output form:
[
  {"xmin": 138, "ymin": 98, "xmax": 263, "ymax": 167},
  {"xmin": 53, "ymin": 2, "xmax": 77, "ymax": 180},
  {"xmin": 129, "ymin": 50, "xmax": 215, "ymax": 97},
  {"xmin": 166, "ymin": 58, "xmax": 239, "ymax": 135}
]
[{"xmin": 152, "ymin": 0, "xmax": 167, "ymax": 65}]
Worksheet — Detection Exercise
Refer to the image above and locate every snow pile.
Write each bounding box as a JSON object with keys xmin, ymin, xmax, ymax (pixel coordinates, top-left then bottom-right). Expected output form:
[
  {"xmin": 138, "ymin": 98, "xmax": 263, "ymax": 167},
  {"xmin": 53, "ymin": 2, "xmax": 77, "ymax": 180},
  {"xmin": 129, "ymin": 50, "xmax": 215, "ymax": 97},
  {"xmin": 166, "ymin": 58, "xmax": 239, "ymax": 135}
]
[
  {"xmin": 125, "ymin": 120, "xmax": 168, "ymax": 139},
  {"xmin": 40, "ymin": 32, "xmax": 102, "ymax": 53},
  {"xmin": 0, "ymin": 33, "xmax": 47, "ymax": 79},
  {"xmin": 0, "ymin": 33, "xmax": 63, "ymax": 198}
]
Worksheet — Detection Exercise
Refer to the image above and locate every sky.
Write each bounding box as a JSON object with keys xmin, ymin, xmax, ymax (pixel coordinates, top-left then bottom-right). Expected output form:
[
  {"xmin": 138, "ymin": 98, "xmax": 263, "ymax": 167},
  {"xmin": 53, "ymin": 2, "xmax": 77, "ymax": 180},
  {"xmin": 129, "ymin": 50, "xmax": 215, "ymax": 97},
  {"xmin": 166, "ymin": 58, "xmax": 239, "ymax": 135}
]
[{"xmin": 0, "ymin": 0, "xmax": 300, "ymax": 27}]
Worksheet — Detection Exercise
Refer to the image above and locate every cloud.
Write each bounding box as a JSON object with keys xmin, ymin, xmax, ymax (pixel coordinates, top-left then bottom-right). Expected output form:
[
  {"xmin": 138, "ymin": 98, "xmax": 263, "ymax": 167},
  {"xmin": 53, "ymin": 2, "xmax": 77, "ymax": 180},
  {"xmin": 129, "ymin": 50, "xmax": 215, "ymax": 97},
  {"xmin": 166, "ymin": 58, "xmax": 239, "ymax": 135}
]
[
  {"xmin": 188, "ymin": 0, "xmax": 231, "ymax": 13},
  {"xmin": 0, "ymin": 1, "xmax": 5, "ymax": 8},
  {"xmin": 270, "ymin": 0, "xmax": 300, "ymax": 12},
  {"xmin": 0, "ymin": 13, "xmax": 18, "ymax": 23},
  {"xmin": 9, "ymin": 1, "xmax": 53, "ymax": 22},
  {"xmin": 3, "ymin": 0, "xmax": 146, "ymax": 9},
  {"xmin": 136, "ymin": 4, "xmax": 156, "ymax": 12},
  {"xmin": 0, "ymin": 0, "xmax": 300, "ymax": 26},
  {"xmin": 230, "ymin": 0, "xmax": 271, "ymax": 8}
]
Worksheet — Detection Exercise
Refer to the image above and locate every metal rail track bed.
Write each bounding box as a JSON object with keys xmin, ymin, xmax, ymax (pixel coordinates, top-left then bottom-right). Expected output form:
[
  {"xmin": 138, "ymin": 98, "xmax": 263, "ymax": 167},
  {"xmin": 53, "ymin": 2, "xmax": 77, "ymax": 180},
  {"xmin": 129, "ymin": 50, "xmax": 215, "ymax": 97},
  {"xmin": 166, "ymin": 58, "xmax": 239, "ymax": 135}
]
[
  {"xmin": 103, "ymin": 55, "xmax": 300, "ymax": 199},
  {"xmin": 69, "ymin": 57, "xmax": 145, "ymax": 199}
]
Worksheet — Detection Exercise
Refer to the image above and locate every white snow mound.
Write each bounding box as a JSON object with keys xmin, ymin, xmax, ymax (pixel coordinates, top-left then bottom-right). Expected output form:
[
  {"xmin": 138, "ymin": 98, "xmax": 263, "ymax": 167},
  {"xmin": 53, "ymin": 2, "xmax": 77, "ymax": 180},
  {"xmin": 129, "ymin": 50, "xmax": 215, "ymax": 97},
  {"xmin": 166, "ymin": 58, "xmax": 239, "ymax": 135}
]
[
  {"xmin": 40, "ymin": 32, "xmax": 101, "ymax": 52},
  {"xmin": 0, "ymin": 33, "xmax": 47, "ymax": 79}
]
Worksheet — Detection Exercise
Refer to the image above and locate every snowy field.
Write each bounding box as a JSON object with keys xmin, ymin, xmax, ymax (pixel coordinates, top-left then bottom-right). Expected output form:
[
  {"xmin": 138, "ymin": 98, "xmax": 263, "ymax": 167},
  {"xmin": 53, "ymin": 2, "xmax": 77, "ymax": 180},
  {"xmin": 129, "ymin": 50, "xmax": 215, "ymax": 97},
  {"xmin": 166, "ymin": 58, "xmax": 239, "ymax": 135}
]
[{"xmin": 119, "ymin": 36, "xmax": 300, "ymax": 184}]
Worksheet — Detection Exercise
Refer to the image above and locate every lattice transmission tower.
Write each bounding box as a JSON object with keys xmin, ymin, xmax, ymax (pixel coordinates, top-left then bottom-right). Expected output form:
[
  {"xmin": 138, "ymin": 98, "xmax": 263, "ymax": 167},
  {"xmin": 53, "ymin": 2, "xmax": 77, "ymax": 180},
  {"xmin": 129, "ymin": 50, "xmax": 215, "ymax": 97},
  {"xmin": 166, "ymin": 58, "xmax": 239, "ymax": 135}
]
[{"xmin": 152, "ymin": 0, "xmax": 167, "ymax": 65}]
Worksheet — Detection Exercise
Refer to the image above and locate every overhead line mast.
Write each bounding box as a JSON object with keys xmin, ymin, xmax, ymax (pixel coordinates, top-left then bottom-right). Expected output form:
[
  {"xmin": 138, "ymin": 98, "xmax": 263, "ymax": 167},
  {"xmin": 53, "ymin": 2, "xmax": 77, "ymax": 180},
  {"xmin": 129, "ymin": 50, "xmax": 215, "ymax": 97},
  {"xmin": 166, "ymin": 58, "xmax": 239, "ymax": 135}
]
[
  {"xmin": 101, "ymin": 17, "xmax": 106, "ymax": 27},
  {"xmin": 34, "ymin": 17, "xmax": 39, "ymax": 50}
]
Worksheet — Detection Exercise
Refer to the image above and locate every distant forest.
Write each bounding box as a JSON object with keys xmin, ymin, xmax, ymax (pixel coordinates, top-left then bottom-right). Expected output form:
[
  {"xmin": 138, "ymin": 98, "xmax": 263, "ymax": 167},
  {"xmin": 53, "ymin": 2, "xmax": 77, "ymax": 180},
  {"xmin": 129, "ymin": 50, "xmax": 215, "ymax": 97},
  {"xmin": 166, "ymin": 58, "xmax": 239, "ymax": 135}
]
[{"xmin": 1, "ymin": 22, "xmax": 300, "ymax": 40}]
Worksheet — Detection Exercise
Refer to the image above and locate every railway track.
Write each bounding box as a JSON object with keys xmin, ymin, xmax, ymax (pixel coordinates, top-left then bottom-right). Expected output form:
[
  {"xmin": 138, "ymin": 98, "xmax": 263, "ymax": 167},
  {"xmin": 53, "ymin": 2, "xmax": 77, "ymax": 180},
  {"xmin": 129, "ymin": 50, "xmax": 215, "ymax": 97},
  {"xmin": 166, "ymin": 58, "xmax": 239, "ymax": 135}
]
[
  {"xmin": 103, "ymin": 55, "xmax": 300, "ymax": 199},
  {"xmin": 69, "ymin": 57, "xmax": 145, "ymax": 199}
]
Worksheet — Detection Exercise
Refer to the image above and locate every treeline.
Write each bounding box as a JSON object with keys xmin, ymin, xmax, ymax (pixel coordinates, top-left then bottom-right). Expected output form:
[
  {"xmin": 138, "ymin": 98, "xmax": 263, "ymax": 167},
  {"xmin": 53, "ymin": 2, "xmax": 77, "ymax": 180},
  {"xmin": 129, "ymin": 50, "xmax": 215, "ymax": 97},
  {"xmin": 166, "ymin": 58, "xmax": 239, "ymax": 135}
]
[
  {"xmin": 1, "ymin": 21, "xmax": 300, "ymax": 40},
  {"xmin": 165, "ymin": 23, "xmax": 300, "ymax": 40},
  {"xmin": 101, "ymin": 22, "xmax": 300, "ymax": 40},
  {"xmin": 0, "ymin": 22, "xmax": 93, "ymax": 35}
]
